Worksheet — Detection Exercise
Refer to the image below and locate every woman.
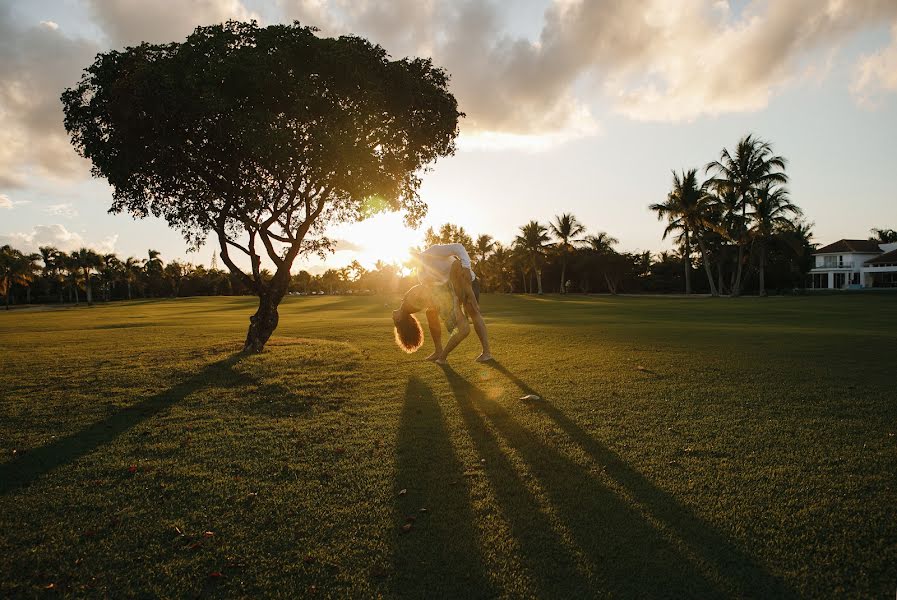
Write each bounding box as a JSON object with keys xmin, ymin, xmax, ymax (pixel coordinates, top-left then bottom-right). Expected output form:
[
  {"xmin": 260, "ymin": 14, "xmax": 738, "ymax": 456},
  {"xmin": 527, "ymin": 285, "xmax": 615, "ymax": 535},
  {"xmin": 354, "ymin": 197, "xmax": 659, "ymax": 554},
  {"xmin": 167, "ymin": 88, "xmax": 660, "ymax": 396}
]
[
  {"xmin": 392, "ymin": 278, "xmax": 457, "ymax": 359},
  {"xmin": 393, "ymin": 247, "xmax": 493, "ymax": 363}
]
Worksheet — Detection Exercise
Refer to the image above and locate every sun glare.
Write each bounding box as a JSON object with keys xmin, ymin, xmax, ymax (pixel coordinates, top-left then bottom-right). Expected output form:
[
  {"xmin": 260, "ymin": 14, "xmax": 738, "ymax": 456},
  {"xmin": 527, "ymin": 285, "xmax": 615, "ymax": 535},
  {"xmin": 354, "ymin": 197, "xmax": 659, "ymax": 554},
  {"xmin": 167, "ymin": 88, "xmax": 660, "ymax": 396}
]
[{"xmin": 330, "ymin": 212, "xmax": 424, "ymax": 270}]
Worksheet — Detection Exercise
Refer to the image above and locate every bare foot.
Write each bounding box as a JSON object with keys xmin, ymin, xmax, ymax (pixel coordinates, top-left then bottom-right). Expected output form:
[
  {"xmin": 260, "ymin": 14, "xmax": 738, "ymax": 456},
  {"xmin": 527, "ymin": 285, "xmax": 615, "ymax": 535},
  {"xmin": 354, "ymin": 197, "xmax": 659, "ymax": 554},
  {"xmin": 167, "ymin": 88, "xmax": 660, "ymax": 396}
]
[
  {"xmin": 425, "ymin": 352, "xmax": 440, "ymax": 361},
  {"xmin": 475, "ymin": 353, "xmax": 494, "ymax": 362},
  {"xmin": 434, "ymin": 357, "xmax": 448, "ymax": 365}
]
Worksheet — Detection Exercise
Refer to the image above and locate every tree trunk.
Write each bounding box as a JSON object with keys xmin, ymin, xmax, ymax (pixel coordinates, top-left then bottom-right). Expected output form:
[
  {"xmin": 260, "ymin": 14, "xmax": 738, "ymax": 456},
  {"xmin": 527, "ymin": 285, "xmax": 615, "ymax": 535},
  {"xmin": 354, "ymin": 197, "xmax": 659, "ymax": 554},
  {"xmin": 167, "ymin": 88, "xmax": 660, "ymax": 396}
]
[
  {"xmin": 532, "ymin": 256, "xmax": 543, "ymax": 295},
  {"xmin": 244, "ymin": 291, "xmax": 282, "ymax": 353},
  {"xmin": 603, "ymin": 273, "xmax": 617, "ymax": 295},
  {"xmin": 84, "ymin": 270, "xmax": 93, "ymax": 306},
  {"xmin": 559, "ymin": 257, "xmax": 567, "ymax": 294},
  {"xmin": 683, "ymin": 229, "xmax": 692, "ymax": 295},
  {"xmin": 759, "ymin": 243, "xmax": 767, "ymax": 297},
  {"xmin": 127, "ymin": 280, "xmax": 132, "ymax": 300},
  {"xmin": 732, "ymin": 244, "xmax": 744, "ymax": 297},
  {"xmin": 696, "ymin": 237, "xmax": 718, "ymax": 296},
  {"xmin": 717, "ymin": 258, "xmax": 725, "ymax": 296},
  {"xmin": 74, "ymin": 283, "xmax": 79, "ymax": 304},
  {"xmin": 26, "ymin": 286, "xmax": 31, "ymax": 304}
]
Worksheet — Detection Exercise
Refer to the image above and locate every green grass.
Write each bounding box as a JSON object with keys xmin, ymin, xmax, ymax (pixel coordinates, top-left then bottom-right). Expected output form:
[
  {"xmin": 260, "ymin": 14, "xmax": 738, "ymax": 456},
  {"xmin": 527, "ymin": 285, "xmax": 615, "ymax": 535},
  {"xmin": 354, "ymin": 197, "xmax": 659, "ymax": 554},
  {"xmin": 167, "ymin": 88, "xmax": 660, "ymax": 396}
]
[{"xmin": 1, "ymin": 294, "xmax": 895, "ymax": 598}]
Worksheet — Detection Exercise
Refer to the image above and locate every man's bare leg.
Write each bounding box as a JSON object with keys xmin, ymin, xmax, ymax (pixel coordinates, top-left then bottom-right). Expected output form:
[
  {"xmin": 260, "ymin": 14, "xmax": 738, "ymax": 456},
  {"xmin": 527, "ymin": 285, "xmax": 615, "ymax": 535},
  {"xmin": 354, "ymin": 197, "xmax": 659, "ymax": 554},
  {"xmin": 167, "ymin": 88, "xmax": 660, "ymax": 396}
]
[
  {"xmin": 424, "ymin": 308, "xmax": 443, "ymax": 361},
  {"xmin": 464, "ymin": 300, "xmax": 493, "ymax": 362}
]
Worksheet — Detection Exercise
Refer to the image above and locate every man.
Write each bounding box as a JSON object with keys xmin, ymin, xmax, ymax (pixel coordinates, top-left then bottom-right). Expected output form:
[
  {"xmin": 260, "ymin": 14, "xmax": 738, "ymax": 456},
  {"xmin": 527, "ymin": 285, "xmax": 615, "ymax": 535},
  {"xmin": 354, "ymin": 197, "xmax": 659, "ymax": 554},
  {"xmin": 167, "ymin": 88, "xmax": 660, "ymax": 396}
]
[{"xmin": 393, "ymin": 242, "xmax": 493, "ymax": 364}]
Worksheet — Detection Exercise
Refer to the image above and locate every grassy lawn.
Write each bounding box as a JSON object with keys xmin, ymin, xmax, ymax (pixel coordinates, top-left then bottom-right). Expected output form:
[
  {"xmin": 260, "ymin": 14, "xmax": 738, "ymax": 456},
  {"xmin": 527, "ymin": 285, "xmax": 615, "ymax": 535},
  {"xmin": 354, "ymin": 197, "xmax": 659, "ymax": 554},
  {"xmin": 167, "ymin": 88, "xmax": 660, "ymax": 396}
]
[{"xmin": 1, "ymin": 293, "xmax": 895, "ymax": 598}]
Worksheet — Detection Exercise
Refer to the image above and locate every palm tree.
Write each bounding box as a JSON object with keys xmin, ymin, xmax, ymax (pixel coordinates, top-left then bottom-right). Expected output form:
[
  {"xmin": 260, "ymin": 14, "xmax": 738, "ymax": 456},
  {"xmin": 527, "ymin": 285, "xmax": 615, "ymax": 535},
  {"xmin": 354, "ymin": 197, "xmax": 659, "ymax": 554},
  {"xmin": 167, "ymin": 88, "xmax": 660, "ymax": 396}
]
[
  {"xmin": 869, "ymin": 228, "xmax": 897, "ymax": 244},
  {"xmin": 123, "ymin": 257, "xmax": 143, "ymax": 300},
  {"xmin": 549, "ymin": 213, "xmax": 586, "ymax": 294},
  {"xmin": 514, "ymin": 220, "xmax": 551, "ymax": 294},
  {"xmin": 100, "ymin": 253, "xmax": 123, "ymax": 301},
  {"xmin": 0, "ymin": 246, "xmax": 40, "ymax": 309},
  {"xmin": 650, "ymin": 169, "xmax": 719, "ymax": 296},
  {"xmin": 705, "ymin": 134, "xmax": 788, "ymax": 296},
  {"xmin": 583, "ymin": 232, "xmax": 619, "ymax": 254},
  {"xmin": 474, "ymin": 234, "xmax": 494, "ymax": 265},
  {"xmin": 145, "ymin": 249, "xmax": 164, "ymax": 296},
  {"xmin": 750, "ymin": 183, "xmax": 802, "ymax": 296},
  {"xmin": 486, "ymin": 242, "xmax": 514, "ymax": 292},
  {"xmin": 71, "ymin": 248, "xmax": 103, "ymax": 306}
]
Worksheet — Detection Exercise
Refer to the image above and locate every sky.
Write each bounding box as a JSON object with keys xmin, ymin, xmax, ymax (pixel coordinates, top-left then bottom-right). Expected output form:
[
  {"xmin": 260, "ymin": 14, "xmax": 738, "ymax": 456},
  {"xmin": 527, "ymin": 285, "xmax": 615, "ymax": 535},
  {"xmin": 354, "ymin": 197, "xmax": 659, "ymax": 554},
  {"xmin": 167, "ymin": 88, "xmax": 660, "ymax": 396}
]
[{"xmin": 2, "ymin": 0, "xmax": 896, "ymax": 274}]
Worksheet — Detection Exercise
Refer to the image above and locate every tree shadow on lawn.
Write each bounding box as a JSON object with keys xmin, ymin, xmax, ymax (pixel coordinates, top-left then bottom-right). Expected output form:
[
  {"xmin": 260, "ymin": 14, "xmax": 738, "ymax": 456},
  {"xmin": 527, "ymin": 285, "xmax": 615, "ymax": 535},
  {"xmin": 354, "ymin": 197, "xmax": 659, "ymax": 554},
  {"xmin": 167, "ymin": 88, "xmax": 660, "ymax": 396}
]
[
  {"xmin": 0, "ymin": 353, "xmax": 245, "ymax": 496},
  {"xmin": 483, "ymin": 360, "xmax": 797, "ymax": 599},
  {"xmin": 391, "ymin": 377, "xmax": 494, "ymax": 598},
  {"xmin": 440, "ymin": 364, "xmax": 720, "ymax": 598}
]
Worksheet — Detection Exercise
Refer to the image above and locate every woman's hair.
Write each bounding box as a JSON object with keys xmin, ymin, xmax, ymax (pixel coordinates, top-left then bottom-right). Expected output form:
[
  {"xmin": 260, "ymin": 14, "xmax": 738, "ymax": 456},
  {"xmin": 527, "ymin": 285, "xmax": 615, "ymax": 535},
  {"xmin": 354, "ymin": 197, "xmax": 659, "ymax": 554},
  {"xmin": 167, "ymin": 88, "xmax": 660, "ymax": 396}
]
[{"xmin": 393, "ymin": 311, "xmax": 423, "ymax": 353}]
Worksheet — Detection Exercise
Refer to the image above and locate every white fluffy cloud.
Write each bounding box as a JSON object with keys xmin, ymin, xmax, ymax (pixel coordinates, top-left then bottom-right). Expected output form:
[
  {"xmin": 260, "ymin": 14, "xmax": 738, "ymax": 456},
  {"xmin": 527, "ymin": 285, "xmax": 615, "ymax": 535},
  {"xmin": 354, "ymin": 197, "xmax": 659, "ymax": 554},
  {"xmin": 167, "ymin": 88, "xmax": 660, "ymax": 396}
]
[
  {"xmin": 44, "ymin": 203, "xmax": 78, "ymax": 218},
  {"xmin": 2, "ymin": 0, "xmax": 896, "ymax": 188},
  {"xmin": 0, "ymin": 11, "xmax": 99, "ymax": 186},
  {"xmin": 282, "ymin": 0, "xmax": 897, "ymax": 134},
  {"xmin": 0, "ymin": 193, "xmax": 11, "ymax": 209},
  {"xmin": 852, "ymin": 22, "xmax": 897, "ymax": 107},
  {"xmin": 0, "ymin": 224, "xmax": 117, "ymax": 254},
  {"xmin": 85, "ymin": 0, "xmax": 257, "ymax": 46}
]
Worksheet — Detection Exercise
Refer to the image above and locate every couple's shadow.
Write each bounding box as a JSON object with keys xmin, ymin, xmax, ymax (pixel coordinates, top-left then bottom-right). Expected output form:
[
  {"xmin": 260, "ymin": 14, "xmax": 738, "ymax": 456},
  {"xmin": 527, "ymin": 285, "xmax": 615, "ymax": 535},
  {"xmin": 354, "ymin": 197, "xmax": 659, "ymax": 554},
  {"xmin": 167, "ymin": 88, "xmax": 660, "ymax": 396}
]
[{"xmin": 391, "ymin": 360, "xmax": 793, "ymax": 598}]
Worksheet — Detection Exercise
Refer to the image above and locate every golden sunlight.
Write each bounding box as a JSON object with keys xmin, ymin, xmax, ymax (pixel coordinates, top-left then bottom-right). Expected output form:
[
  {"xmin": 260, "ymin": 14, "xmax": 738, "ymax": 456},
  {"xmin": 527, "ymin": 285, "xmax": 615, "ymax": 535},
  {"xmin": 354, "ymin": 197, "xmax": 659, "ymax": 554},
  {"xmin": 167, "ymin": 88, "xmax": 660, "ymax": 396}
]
[{"xmin": 331, "ymin": 212, "xmax": 425, "ymax": 270}]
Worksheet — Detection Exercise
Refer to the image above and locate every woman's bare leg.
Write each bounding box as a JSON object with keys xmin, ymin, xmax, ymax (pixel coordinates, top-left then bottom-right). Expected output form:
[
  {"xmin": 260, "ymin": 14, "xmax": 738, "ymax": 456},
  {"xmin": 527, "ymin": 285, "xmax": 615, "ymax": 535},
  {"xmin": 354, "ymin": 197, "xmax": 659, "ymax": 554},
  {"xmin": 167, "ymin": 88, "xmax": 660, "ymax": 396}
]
[
  {"xmin": 435, "ymin": 294, "xmax": 468, "ymax": 364},
  {"xmin": 425, "ymin": 308, "xmax": 443, "ymax": 361},
  {"xmin": 464, "ymin": 299, "xmax": 493, "ymax": 361}
]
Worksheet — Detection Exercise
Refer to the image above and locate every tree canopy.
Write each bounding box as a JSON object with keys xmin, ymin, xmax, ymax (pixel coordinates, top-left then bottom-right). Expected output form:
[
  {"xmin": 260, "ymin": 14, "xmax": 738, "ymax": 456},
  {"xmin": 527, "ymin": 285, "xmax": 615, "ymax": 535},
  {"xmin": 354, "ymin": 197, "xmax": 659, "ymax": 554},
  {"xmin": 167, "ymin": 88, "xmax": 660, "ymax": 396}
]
[{"xmin": 62, "ymin": 20, "xmax": 461, "ymax": 350}]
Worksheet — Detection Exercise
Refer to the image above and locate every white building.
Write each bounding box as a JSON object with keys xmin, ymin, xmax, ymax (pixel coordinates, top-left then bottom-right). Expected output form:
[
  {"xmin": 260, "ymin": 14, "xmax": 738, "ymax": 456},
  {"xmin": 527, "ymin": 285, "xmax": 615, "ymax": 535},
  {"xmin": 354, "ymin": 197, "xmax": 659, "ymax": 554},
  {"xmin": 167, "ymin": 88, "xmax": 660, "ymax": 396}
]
[{"xmin": 809, "ymin": 239, "xmax": 897, "ymax": 289}]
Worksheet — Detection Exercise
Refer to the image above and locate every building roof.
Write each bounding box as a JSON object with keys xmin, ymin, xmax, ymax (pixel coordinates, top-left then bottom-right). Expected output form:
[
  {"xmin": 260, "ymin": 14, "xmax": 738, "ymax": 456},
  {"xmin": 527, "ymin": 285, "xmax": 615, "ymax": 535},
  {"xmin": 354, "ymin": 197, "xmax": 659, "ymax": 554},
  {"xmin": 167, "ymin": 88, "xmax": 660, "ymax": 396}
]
[
  {"xmin": 814, "ymin": 239, "xmax": 882, "ymax": 254},
  {"xmin": 865, "ymin": 248, "xmax": 897, "ymax": 265}
]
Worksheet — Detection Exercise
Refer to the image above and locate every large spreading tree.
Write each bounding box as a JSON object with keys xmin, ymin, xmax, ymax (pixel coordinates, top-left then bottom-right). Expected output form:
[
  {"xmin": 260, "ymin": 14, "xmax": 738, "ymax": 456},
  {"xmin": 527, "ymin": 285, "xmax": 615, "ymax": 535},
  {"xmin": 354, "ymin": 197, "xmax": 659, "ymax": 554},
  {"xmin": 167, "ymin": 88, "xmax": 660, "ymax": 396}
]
[{"xmin": 62, "ymin": 20, "xmax": 461, "ymax": 351}]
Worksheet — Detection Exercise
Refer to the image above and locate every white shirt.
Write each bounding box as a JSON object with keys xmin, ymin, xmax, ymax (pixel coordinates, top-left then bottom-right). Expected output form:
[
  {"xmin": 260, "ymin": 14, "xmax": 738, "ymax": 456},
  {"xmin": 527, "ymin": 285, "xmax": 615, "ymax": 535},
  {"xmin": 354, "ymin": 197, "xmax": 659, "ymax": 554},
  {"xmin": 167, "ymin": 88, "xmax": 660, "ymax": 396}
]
[{"xmin": 417, "ymin": 243, "xmax": 475, "ymax": 284}]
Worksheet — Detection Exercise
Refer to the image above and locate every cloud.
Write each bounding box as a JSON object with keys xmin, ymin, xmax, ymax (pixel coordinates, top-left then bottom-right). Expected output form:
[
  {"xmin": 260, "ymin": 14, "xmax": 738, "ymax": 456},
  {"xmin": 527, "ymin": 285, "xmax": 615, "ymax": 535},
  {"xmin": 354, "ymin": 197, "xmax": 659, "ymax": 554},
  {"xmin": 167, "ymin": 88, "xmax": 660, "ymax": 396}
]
[
  {"xmin": 0, "ymin": 7, "xmax": 100, "ymax": 186},
  {"xmin": 282, "ymin": 0, "xmax": 897, "ymax": 137},
  {"xmin": 44, "ymin": 202, "xmax": 78, "ymax": 218},
  {"xmin": 85, "ymin": 0, "xmax": 257, "ymax": 46},
  {"xmin": 852, "ymin": 22, "xmax": 897, "ymax": 107},
  {"xmin": 332, "ymin": 238, "xmax": 362, "ymax": 252},
  {"xmin": 0, "ymin": 193, "xmax": 29, "ymax": 209},
  {"xmin": 0, "ymin": 224, "xmax": 117, "ymax": 253}
]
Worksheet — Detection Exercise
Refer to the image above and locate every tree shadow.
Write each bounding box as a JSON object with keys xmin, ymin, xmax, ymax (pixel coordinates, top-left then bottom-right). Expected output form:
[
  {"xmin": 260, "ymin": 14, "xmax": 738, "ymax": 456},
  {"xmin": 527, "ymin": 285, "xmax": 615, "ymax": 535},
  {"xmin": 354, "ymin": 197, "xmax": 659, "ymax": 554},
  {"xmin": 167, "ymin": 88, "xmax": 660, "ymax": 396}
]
[
  {"xmin": 484, "ymin": 360, "xmax": 797, "ymax": 599},
  {"xmin": 0, "ymin": 354, "xmax": 245, "ymax": 496},
  {"xmin": 441, "ymin": 365, "xmax": 721, "ymax": 597},
  {"xmin": 390, "ymin": 377, "xmax": 494, "ymax": 598}
]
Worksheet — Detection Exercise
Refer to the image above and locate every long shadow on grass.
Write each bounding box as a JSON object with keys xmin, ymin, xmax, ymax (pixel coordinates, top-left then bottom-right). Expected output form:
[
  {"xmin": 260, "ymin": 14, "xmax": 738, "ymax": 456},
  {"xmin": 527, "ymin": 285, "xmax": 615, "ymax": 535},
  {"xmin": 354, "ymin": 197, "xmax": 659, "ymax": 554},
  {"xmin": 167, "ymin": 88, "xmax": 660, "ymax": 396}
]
[
  {"xmin": 391, "ymin": 377, "xmax": 494, "ymax": 598},
  {"xmin": 441, "ymin": 365, "xmax": 720, "ymax": 598},
  {"xmin": 0, "ymin": 353, "xmax": 244, "ymax": 496},
  {"xmin": 484, "ymin": 360, "xmax": 796, "ymax": 599}
]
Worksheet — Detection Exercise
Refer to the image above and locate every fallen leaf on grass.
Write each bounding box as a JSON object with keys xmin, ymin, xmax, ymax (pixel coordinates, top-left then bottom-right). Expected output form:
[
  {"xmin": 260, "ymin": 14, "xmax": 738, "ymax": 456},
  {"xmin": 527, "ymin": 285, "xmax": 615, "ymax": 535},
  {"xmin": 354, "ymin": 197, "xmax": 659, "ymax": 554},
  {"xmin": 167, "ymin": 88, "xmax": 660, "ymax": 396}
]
[
  {"xmin": 398, "ymin": 488, "xmax": 407, "ymax": 496},
  {"xmin": 519, "ymin": 394, "xmax": 540, "ymax": 401},
  {"xmin": 401, "ymin": 523, "xmax": 413, "ymax": 533},
  {"xmin": 209, "ymin": 571, "xmax": 223, "ymax": 578},
  {"xmin": 127, "ymin": 465, "xmax": 138, "ymax": 474},
  {"xmin": 202, "ymin": 531, "xmax": 215, "ymax": 538},
  {"xmin": 188, "ymin": 541, "xmax": 203, "ymax": 551}
]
